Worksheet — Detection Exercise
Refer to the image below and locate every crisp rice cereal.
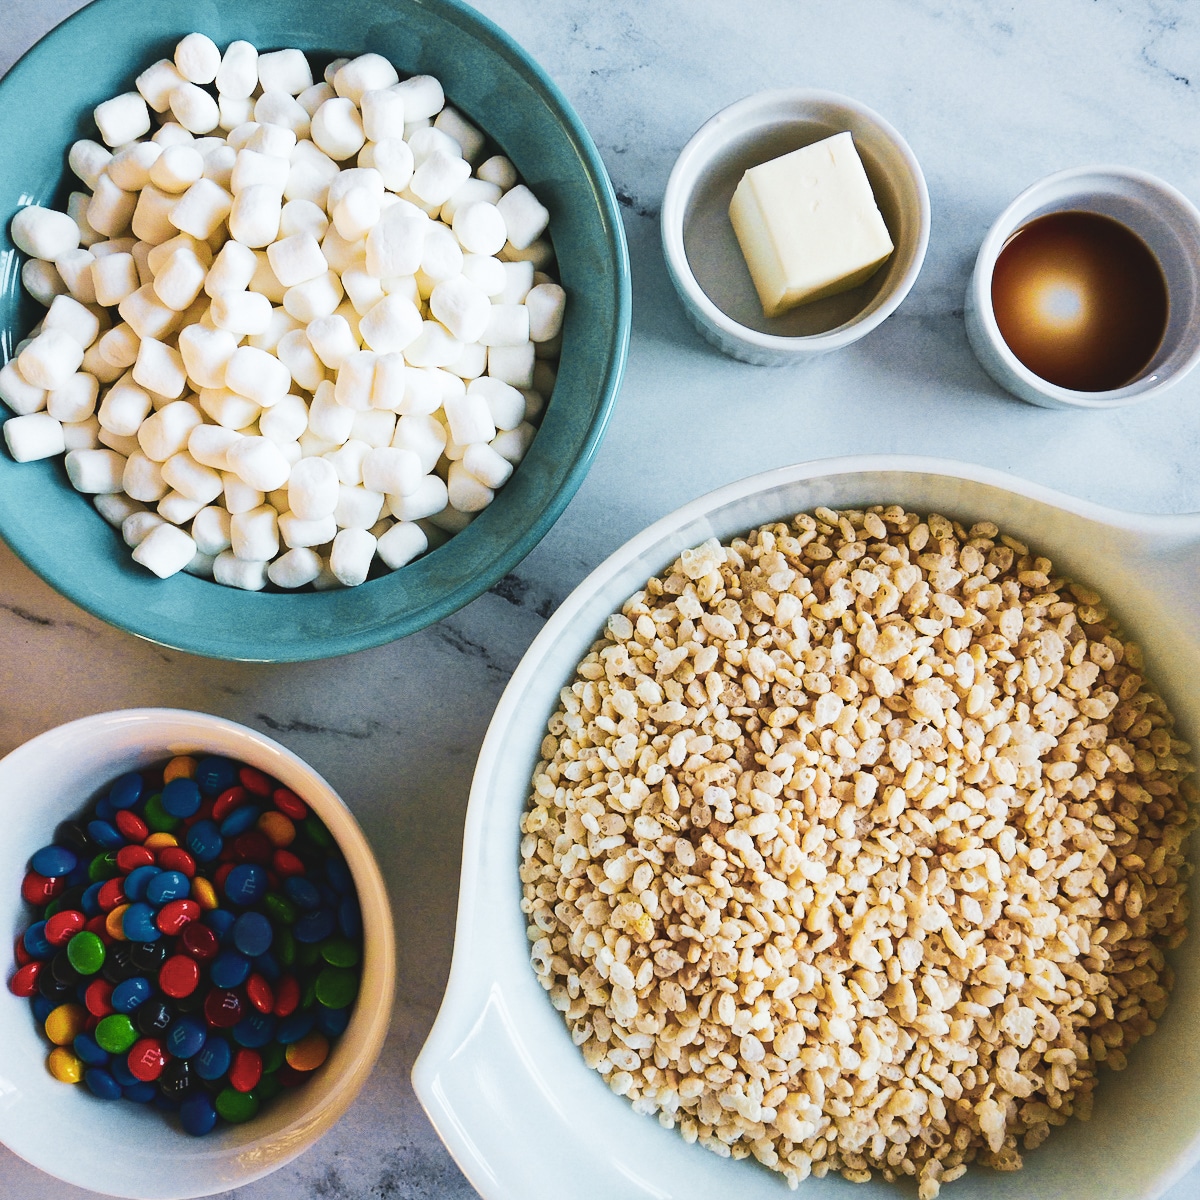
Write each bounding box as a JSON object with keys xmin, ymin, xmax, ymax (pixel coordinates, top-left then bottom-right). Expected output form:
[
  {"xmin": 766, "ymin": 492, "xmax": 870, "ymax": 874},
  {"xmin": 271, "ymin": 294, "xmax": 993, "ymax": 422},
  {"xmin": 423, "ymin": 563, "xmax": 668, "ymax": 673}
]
[{"xmin": 520, "ymin": 505, "xmax": 1197, "ymax": 1196}]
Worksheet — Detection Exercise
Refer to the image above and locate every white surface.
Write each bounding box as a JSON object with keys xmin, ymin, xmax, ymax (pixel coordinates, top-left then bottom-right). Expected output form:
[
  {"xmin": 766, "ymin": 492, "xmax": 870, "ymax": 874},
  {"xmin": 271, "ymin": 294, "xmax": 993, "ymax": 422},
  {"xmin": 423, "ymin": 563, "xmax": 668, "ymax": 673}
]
[
  {"xmin": 5, "ymin": 2, "xmax": 1200, "ymax": 1198},
  {"xmin": 414, "ymin": 457, "xmax": 1200, "ymax": 1200},
  {"xmin": 0, "ymin": 710, "xmax": 395, "ymax": 1198}
]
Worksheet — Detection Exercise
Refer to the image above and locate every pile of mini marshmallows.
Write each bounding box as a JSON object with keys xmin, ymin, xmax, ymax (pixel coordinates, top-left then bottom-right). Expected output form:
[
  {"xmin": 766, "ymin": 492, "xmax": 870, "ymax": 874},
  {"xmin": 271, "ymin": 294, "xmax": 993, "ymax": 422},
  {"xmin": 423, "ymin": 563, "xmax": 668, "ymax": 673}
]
[{"xmin": 0, "ymin": 33, "xmax": 565, "ymax": 589}]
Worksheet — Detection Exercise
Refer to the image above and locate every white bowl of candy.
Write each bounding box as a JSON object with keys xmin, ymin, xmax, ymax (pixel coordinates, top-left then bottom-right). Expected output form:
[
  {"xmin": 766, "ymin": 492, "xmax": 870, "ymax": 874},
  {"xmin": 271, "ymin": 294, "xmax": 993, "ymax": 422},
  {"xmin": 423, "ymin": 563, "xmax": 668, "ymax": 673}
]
[
  {"xmin": 0, "ymin": 707, "xmax": 395, "ymax": 1199},
  {"xmin": 0, "ymin": 0, "xmax": 630, "ymax": 660}
]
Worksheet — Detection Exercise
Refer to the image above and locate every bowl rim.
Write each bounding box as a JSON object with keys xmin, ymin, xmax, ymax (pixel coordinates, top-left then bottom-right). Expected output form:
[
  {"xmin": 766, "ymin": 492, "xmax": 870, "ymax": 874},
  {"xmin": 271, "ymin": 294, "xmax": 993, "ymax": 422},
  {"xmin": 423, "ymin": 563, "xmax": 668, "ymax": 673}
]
[
  {"xmin": 0, "ymin": 0, "xmax": 632, "ymax": 662},
  {"xmin": 967, "ymin": 164, "xmax": 1200, "ymax": 409},
  {"xmin": 0, "ymin": 706, "xmax": 396, "ymax": 1199},
  {"xmin": 660, "ymin": 87, "xmax": 931, "ymax": 355}
]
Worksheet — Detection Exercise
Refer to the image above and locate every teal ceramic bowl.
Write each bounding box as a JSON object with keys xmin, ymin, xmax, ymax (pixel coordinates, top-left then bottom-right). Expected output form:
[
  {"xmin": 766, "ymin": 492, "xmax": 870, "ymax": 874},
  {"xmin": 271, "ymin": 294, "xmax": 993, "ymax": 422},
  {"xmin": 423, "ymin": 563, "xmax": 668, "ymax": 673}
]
[{"xmin": 0, "ymin": 0, "xmax": 630, "ymax": 661}]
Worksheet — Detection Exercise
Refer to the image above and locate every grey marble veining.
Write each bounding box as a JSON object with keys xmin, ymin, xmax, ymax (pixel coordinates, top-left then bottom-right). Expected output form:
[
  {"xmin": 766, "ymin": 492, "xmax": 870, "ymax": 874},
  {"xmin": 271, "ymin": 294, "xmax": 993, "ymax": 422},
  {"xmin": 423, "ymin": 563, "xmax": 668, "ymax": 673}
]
[{"xmin": 4, "ymin": 1, "xmax": 1200, "ymax": 1196}]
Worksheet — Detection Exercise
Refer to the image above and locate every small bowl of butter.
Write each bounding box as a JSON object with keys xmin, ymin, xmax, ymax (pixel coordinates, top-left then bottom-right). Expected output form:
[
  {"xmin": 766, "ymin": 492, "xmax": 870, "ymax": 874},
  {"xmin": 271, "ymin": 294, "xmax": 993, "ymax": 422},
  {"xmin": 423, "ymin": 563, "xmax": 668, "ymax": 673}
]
[{"xmin": 661, "ymin": 89, "xmax": 930, "ymax": 365}]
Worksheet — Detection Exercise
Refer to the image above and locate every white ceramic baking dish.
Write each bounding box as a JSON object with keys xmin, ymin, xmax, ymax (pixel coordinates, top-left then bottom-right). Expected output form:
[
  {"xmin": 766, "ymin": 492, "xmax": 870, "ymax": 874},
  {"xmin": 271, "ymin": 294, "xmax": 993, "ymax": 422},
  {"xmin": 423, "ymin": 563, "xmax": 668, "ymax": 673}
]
[{"xmin": 413, "ymin": 455, "xmax": 1200, "ymax": 1200}]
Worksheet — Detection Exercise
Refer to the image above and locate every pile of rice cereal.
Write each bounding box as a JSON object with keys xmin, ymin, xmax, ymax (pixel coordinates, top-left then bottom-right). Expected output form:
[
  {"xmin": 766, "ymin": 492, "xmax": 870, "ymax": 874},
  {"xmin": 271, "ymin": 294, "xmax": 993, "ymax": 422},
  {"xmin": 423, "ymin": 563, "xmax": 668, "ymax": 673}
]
[{"xmin": 519, "ymin": 505, "xmax": 1197, "ymax": 1197}]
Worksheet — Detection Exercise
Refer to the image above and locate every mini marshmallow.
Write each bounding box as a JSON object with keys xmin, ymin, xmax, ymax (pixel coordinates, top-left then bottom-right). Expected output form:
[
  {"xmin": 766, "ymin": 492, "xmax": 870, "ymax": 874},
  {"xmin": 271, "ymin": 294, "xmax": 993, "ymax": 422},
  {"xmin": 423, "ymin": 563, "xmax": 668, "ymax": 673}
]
[
  {"xmin": 3, "ymin": 412, "xmax": 64, "ymax": 462},
  {"xmin": 394, "ymin": 75, "xmax": 444, "ymax": 122},
  {"xmin": 213, "ymin": 550, "xmax": 268, "ymax": 589},
  {"xmin": 360, "ymin": 445, "xmax": 422, "ymax": 496},
  {"xmin": 203, "ymin": 146, "xmax": 239, "ymax": 192},
  {"xmin": 370, "ymin": 352, "xmax": 406, "ymax": 410},
  {"xmin": 285, "ymin": 153, "xmax": 339, "ymax": 206},
  {"xmin": 358, "ymin": 293, "xmax": 423, "ymax": 354},
  {"xmin": 320, "ymin": 223, "xmax": 367, "ymax": 274},
  {"xmin": 154, "ymin": 247, "xmax": 208, "ymax": 311},
  {"xmin": 365, "ymin": 200, "xmax": 427, "ymax": 277},
  {"xmin": 434, "ymin": 107, "xmax": 485, "ymax": 163},
  {"xmin": 131, "ymin": 522, "xmax": 196, "ymax": 577},
  {"xmin": 66, "ymin": 194, "xmax": 103, "ymax": 251},
  {"xmin": 279, "ymin": 511, "xmax": 337, "ymax": 548},
  {"xmin": 371, "ymin": 137, "xmax": 414, "ymax": 192},
  {"xmin": 210, "ymin": 289, "xmax": 273, "ymax": 335},
  {"xmin": 231, "ymin": 148, "xmax": 291, "ymax": 194},
  {"xmin": 98, "ymin": 374, "xmax": 152, "ymax": 435},
  {"xmin": 487, "ymin": 342, "xmax": 536, "ymax": 388},
  {"xmin": 307, "ymin": 379, "xmax": 355, "ymax": 443},
  {"xmin": 152, "ymin": 122, "xmax": 195, "ymax": 147},
  {"xmin": 99, "ymin": 427, "xmax": 140, "ymax": 456},
  {"xmin": 218, "ymin": 94, "xmax": 254, "ymax": 132},
  {"xmin": 11, "ymin": 205, "xmax": 80, "ymax": 261},
  {"xmin": 107, "ymin": 141, "xmax": 162, "ymax": 191},
  {"xmin": 283, "ymin": 270, "xmax": 344, "ymax": 323},
  {"xmin": 248, "ymin": 306, "xmax": 302, "ymax": 353},
  {"xmin": 69, "ymin": 139, "xmax": 113, "ymax": 189},
  {"xmin": 469, "ymin": 375, "xmax": 525, "ymax": 431},
  {"xmin": 477, "ymin": 154, "xmax": 518, "ymax": 191},
  {"xmin": 498, "ymin": 262, "xmax": 534, "ymax": 306},
  {"xmin": 229, "ymin": 503, "xmax": 280, "ymax": 560},
  {"xmin": 95, "ymin": 93, "xmax": 151, "ymax": 147},
  {"xmin": 481, "ymin": 304, "xmax": 530, "ymax": 348},
  {"xmin": 122, "ymin": 450, "xmax": 168, "ymax": 499},
  {"xmin": 191, "ymin": 505, "xmax": 233, "ymax": 554},
  {"xmin": 136, "ymin": 59, "xmax": 187, "ymax": 111},
  {"xmin": 178, "ymin": 323, "xmax": 236, "ymax": 389},
  {"xmin": 297, "ymin": 82, "xmax": 336, "ymax": 117},
  {"xmin": 257, "ymin": 49, "xmax": 313, "ymax": 96},
  {"xmin": 446, "ymin": 460, "xmax": 494, "ymax": 512},
  {"xmin": 259, "ymin": 393, "xmax": 309, "ymax": 443},
  {"xmin": 463, "ymin": 441, "xmax": 514, "ymax": 489},
  {"xmin": 502, "ymin": 236, "xmax": 554, "ymax": 269},
  {"xmin": 418, "ymin": 226, "xmax": 462, "ymax": 284},
  {"xmin": 82, "ymin": 342, "xmax": 127, "ymax": 384},
  {"xmin": 429, "ymin": 275, "xmax": 491, "ymax": 343},
  {"xmin": 286, "ymin": 454, "xmax": 339, "ymax": 519},
  {"xmin": 302, "ymin": 312, "xmax": 352, "ymax": 367},
  {"xmin": 276, "ymin": 328, "xmax": 328, "ymax": 390},
  {"xmin": 96, "ymin": 322, "xmax": 141, "ymax": 370},
  {"xmin": 522, "ymin": 387, "xmax": 546, "ymax": 421},
  {"xmin": 268, "ymin": 546, "xmax": 322, "ymax": 587},
  {"xmin": 491, "ymin": 420, "xmax": 536, "ymax": 464},
  {"xmin": 65, "ymin": 446, "xmax": 126, "ymax": 492},
  {"xmin": 133, "ymin": 337, "xmax": 187, "ymax": 398},
  {"xmin": 188, "ymin": 423, "xmax": 242, "ymax": 470},
  {"xmin": 333, "ymin": 185, "xmax": 382, "ymax": 242},
  {"xmin": 199, "ymin": 386, "xmax": 260, "ymax": 430},
  {"xmin": 225, "ymin": 344, "xmax": 291, "ymax": 407},
  {"xmin": 392, "ymin": 413, "xmax": 446, "ymax": 473},
  {"xmin": 409, "ymin": 149, "xmax": 471, "ymax": 207},
  {"xmin": 17, "ymin": 329, "xmax": 85, "ymax": 391},
  {"xmin": 255, "ymin": 91, "xmax": 311, "ymax": 139},
  {"xmin": 221, "ymin": 472, "xmax": 264, "ymax": 514},
  {"xmin": 341, "ymin": 267, "xmax": 385, "ymax": 316},
  {"xmin": 442, "ymin": 391, "xmax": 496, "ymax": 447},
  {"xmin": 21, "ymin": 260, "xmax": 68, "ymax": 305},
  {"xmin": 215, "ymin": 40, "xmax": 258, "ymax": 98},
  {"xmin": 94, "ymin": 491, "xmax": 145, "ymax": 524},
  {"xmin": 247, "ymin": 124, "xmax": 297, "ymax": 157},
  {"xmin": 311, "ymin": 97, "xmax": 365, "ymax": 161},
  {"xmin": 174, "ymin": 33, "xmax": 221, "ymax": 84},
  {"xmin": 229, "ymin": 184, "xmax": 283, "ymax": 247},
  {"xmin": 146, "ymin": 143, "xmax": 204, "ymax": 194},
  {"xmin": 526, "ymin": 282, "xmax": 566, "ymax": 342},
  {"xmin": 376, "ymin": 520, "xmax": 428, "ymax": 568},
  {"xmin": 44, "ymin": 294, "xmax": 100, "ymax": 348},
  {"xmin": 118, "ymin": 285, "xmax": 181, "ymax": 340},
  {"xmin": 496, "ymin": 184, "xmax": 550, "ymax": 250},
  {"xmin": 330, "ymin": 527, "xmax": 376, "ymax": 586},
  {"xmin": 91, "ymin": 251, "xmax": 140, "ymax": 307},
  {"xmin": 267, "ymin": 232, "xmax": 328, "ymax": 288},
  {"xmin": 333, "ymin": 350, "xmax": 378, "ymax": 411},
  {"xmin": 280, "ymin": 199, "xmax": 329, "ymax": 240},
  {"xmin": 329, "ymin": 53, "xmax": 396, "ymax": 104},
  {"xmin": 47, "ymin": 372, "xmax": 99, "ymax": 423},
  {"xmin": 170, "ymin": 178, "xmax": 233, "ymax": 239},
  {"xmin": 225, "ymin": 434, "xmax": 291, "ymax": 492},
  {"xmin": 453, "ymin": 200, "xmax": 508, "ymax": 257},
  {"xmin": 130, "ymin": 186, "xmax": 178, "ymax": 245},
  {"xmin": 349, "ymin": 408, "xmax": 396, "ymax": 448},
  {"xmin": 327, "ymin": 168, "xmax": 384, "ymax": 212},
  {"xmin": 386, "ymin": 473, "xmax": 447, "ymax": 522},
  {"xmin": 205, "ymin": 239, "xmax": 258, "ymax": 296},
  {"xmin": 136, "ymin": 399, "xmax": 202, "ymax": 462},
  {"xmin": 161, "ymin": 450, "xmax": 223, "ymax": 503},
  {"xmin": 334, "ymin": 483, "xmax": 384, "ymax": 529},
  {"xmin": 86, "ymin": 177, "xmax": 137, "ymax": 239},
  {"xmin": 440, "ymin": 177, "xmax": 502, "ymax": 225},
  {"xmin": 251, "ymin": 252, "xmax": 289, "ymax": 304},
  {"xmin": 123, "ymin": 510, "xmax": 166, "ymax": 547},
  {"xmin": 403, "ymin": 320, "xmax": 463, "ymax": 368},
  {"xmin": 407, "ymin": 126, "xmax": 460, "ymax": 166},
  {"xmin": 169, "ymin": 83, "xmax": 220, "ymax": 135},
  {"xmin": 360, "ymin": 88, "xmax": 405, "ymax": 141}
]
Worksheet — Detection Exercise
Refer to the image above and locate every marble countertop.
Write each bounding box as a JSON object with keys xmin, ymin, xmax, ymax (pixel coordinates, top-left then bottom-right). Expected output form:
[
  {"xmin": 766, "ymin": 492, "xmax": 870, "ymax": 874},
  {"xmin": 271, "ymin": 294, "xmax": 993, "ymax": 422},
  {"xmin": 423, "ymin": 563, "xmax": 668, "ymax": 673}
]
[{"xmin": 4, "ymin": 0, "xmax": 1200, "ymax": 1196}]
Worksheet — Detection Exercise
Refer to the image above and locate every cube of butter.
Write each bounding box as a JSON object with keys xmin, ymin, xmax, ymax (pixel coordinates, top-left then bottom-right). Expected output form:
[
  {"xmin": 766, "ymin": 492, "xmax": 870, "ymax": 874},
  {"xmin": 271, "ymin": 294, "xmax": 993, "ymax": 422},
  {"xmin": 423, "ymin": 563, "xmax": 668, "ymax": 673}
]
[{"xmin": 728, "ymin": 131, "xmax": 894, "ymax": 318}]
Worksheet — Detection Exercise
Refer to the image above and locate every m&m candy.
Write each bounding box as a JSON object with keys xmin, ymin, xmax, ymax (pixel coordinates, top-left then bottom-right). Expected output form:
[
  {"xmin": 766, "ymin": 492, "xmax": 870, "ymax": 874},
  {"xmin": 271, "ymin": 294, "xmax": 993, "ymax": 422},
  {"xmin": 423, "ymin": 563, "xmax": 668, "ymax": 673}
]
[{"xmin": 9, "ymin": 754, "xmax": 363, "ymax": 1136}]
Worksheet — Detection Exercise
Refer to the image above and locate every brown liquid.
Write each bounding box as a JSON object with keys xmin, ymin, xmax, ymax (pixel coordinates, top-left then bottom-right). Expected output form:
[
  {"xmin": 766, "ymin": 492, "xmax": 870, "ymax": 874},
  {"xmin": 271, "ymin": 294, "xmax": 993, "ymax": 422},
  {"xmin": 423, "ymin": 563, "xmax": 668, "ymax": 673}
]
[{"xmin": 991, "ymin": 211, "xmax": 1168, "ymax": 392}]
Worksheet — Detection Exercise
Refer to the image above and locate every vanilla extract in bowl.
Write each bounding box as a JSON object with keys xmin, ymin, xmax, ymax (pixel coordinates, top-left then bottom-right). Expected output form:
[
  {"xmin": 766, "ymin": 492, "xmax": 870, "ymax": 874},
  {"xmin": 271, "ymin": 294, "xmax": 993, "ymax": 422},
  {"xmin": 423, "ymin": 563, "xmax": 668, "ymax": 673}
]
[{"xmin": 991, "ymin": 210, "xmax": 1168, "ymax": 392}]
